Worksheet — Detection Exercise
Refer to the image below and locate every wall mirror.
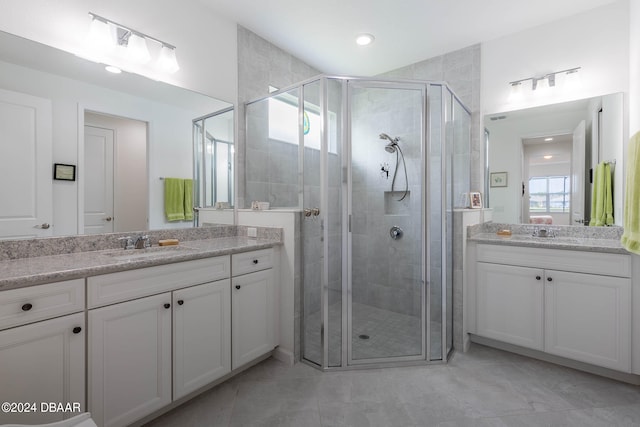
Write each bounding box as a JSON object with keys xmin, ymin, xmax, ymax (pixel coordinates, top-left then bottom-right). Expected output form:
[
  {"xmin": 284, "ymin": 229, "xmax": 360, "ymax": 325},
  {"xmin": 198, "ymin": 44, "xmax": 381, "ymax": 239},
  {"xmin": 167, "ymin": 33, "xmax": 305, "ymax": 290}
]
[
  {"xmin": 0, "ymin": 30, "xmax": 232, "ymax": 239},
  {"xmin": 485, "ymin": 93, "xmax": 624, "ymax": 226}
]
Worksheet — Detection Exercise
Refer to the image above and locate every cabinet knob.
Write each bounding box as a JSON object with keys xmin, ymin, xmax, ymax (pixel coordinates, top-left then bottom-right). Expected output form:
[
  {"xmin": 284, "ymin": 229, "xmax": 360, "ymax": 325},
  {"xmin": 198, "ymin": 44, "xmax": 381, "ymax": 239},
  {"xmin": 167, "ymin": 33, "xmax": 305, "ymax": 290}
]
[
  {"xmin": 252, "ymin": 259, "xmax": 259, "ymax": 265},
  {"xmin": 72, "ymin": 326, "xmax": 82, "ymax": 334},
  {"xmin": 535, "ymin": 275, "xmax": 541, "ymax": 281},
  {"xmin": 178, "ymin": 300, "xmax": 184, "ymax": 305},
  {"xmin": 21, "ymin": 303, "xmax": 33, "ymax": 311},
  {"xmin": 235, "ymin": 285, "xmax": 241, "ymax": 290},
  {"xmin": 547, "ymin": 277, "xmax": 553, "ymax": 282},
  {"xmin": 164, "ymin": 303, "xmax": 171, "ymax": 309}
]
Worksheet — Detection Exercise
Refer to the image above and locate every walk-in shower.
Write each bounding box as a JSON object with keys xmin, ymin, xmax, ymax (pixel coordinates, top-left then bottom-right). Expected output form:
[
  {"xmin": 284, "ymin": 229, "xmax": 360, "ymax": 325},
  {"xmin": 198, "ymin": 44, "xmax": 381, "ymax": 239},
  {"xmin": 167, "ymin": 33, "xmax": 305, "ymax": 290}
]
[{"xmin": 244, "ymin": 76, "xmax": 471, "ymax": 369}]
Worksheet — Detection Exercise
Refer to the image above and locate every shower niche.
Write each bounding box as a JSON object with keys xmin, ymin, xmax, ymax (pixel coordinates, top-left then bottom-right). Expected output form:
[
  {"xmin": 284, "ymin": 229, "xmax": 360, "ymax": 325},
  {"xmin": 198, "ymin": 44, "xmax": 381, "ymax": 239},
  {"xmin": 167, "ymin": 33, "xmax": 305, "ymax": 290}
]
[{"xmin": 244, "ymin": 76, "xmax": 471, "ymax": 369}]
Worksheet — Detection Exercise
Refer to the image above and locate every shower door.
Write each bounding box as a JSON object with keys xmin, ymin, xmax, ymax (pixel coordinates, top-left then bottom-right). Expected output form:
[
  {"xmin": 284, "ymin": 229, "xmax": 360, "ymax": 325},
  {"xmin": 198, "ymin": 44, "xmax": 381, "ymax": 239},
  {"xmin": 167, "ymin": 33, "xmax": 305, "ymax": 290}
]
[{"xmin": 347, "ymin": 81, "xmax": 426, "ymax": 364}]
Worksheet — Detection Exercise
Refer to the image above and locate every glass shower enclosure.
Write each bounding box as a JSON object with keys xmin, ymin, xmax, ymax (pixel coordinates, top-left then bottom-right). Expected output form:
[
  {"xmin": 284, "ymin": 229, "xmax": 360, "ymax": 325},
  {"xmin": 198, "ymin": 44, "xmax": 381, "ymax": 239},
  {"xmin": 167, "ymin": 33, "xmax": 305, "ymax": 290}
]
[{"xmin": 244, "ymin": 76, "xmax": 470, "ymax": 369}]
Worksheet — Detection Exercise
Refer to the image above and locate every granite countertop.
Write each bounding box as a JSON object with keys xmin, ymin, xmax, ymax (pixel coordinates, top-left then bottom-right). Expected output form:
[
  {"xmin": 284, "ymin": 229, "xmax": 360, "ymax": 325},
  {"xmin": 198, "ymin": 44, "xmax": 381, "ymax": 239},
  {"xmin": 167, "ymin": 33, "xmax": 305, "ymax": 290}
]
[
  {"xmin": 469, "ymin": 232, "xmax": 627, "ymax": 254},
  {"xmin": 0, "ymin": 237, "xmax": 281, "ymax": 292}
]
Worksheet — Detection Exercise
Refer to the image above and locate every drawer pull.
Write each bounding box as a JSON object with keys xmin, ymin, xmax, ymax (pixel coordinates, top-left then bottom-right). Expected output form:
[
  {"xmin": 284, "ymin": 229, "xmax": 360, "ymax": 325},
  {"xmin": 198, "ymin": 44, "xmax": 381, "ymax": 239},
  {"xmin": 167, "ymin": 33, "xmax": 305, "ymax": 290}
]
[
  {"xmin": 73, "ymin": 326, "xmax": 82, "ymax": 334},
  {"xmin": 177, "ymin": 300, "xmax": 184, "ymax": 305},
  {"xmin": 21, "ymin": 303, "xmax": 33, "ymax": 311},
  {"xmin": 164, "ymin": 303, "xmax": 171, "ymax": 309},
  {"xmin": 235, "ymin": 285, "xmax": 241, "ymax": 290},
  {"xmin": 535, "ymin": 275, "xmax": 541, "ymax": 281},
  {"xmin": 547, "ymin": 277, "xmax": 553, "ymax": 282},
  {"xmin": 252, "ymin": 259, "xmax": 259, "ymax": 265}
]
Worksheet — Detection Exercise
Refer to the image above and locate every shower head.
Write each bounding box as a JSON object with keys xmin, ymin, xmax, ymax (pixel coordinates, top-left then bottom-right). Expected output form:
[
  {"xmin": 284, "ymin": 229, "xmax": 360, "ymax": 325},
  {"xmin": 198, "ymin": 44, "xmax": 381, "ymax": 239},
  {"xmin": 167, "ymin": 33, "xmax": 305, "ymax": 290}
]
[{"xmin": 379, "ymin": 133, "xmax": 399, "ymax": 153}]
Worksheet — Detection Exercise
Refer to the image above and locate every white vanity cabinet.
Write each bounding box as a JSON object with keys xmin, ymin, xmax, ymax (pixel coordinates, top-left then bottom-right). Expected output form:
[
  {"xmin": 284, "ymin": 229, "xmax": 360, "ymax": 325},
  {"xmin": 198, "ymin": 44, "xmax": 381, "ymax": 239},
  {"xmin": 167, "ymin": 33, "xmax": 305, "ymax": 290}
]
[
  {"xmin": 173, "ymin": 280, "xmax": 231, "ymax": 399},
  {"xmin": 473, "ymin": 244, "xmax": 632, "ymax": 372},
  {"xmin": 88, "ymin": 256, "xmax": 231, "ymax": 427},
  {"xmin": 476, "ymin": 262, "xmax": 544, "ymax": 350},
  {"xmin": 231, "ymin": 249, "xmax": 276, "ymax": 369},
  {"xmin": 0, "ymin": 279, "xmax": 85, "ymax": 425}
]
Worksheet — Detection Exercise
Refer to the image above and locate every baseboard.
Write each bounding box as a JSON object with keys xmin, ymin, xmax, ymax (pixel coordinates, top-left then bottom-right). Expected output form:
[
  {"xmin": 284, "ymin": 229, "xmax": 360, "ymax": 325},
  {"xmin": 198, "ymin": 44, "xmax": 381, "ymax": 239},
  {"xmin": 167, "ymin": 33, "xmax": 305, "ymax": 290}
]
[{"xmin": 272, "ymin": 346, "xmax": 295, "ymax": 365}]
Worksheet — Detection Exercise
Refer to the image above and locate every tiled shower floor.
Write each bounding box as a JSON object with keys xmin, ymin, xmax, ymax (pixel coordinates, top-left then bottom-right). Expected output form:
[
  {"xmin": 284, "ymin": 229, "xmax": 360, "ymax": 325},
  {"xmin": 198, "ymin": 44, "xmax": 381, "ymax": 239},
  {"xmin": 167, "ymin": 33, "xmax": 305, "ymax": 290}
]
[{"xmin": 303, "ymin": 302, "xmax": 441, "ymax": 365}]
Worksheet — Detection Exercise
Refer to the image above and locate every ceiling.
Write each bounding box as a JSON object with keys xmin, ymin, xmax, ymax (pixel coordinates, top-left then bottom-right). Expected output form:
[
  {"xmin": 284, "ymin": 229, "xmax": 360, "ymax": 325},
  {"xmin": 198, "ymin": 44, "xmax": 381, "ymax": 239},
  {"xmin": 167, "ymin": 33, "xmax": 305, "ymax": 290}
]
[{"xmin": 197, "ymin": 0, "xmax": 617, "ymax": 76}]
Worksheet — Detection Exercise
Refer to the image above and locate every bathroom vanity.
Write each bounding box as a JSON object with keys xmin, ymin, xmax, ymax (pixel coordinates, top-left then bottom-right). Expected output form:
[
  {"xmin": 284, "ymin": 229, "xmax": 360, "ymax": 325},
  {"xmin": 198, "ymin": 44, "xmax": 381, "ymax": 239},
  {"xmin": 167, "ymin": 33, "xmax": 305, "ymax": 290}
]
[
  {"xmin": 0, "ymin": 228, "xmax": 281, "ymax": 427},
  {"xmin": 466, "ymin": 224, "xmax": 640, "ymax": 382}
]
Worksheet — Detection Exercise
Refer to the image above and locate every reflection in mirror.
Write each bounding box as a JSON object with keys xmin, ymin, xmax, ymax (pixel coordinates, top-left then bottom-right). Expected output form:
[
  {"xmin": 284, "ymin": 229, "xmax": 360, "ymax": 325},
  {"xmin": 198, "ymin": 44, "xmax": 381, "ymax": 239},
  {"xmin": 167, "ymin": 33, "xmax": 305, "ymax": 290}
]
[
  {"xmin": 485, "ymin": 93, "xmax": 624, "ymax": 226},
  {"xmin": 193, "ymin": 108, "xmax": 235, "ymax": 225},
  {"xmin": 0, "ymin": 30, "xmax": 231, "ymax": 238}
]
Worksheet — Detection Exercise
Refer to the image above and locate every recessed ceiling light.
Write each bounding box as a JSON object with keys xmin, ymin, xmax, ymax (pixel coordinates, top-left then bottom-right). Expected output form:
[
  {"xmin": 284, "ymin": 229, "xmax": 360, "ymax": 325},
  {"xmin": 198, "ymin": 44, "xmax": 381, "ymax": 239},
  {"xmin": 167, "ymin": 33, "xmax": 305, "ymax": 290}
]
[
  {"xmin": 544, "ymin": 137, "xmax": 553, "ymax": 142},
  {"xmin": 105, "ymin": 65, "xmax": 122, "ymax": 74},
  {"xmin": 543, "ymin": 155, "xmax": 553, "ymax": 159},
  {"xmin": 356, "ymin": 34, "xmax": 375, "ymax": 46}
]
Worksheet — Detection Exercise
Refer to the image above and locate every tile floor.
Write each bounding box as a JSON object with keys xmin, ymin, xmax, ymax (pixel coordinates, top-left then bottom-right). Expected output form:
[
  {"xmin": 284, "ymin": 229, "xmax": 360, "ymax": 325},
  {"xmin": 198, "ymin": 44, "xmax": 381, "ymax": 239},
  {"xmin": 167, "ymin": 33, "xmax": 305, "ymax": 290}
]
[
  {"xmin": 144, "ymin": 344, "xmax": 640, "ymax": 427},
  {"xmin": 303, "ymin": 302, "xmax": 424, "ymax": 365}
]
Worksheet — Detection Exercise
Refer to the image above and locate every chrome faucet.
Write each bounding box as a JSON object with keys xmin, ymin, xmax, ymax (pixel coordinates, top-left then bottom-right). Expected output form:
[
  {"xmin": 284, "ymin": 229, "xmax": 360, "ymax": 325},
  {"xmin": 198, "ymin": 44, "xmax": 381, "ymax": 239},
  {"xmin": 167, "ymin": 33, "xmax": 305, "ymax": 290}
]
[
  {"xmin": 134, "ymin": 235, "xmax": 151, "ymax": 249},
  {"xmin": 118, "ymin": 236, "xmax": 135, "ymax": 250}
]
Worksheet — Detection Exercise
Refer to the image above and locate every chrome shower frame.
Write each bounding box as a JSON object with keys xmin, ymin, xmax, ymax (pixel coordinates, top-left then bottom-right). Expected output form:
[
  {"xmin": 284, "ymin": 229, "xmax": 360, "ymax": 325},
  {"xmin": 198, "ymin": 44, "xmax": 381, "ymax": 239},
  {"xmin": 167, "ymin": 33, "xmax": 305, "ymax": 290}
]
[{"xmin": 244, "ymin": 75, "xmax": 471, "ymax": 371}]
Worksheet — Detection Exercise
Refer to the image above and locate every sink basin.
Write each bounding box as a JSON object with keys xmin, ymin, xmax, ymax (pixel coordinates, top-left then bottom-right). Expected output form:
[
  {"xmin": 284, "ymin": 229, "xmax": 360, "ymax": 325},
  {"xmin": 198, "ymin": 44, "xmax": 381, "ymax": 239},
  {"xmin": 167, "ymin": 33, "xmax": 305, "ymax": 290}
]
[{"xmin": 104, "ymin": 245, "xmax": 195, "ymax": 261}]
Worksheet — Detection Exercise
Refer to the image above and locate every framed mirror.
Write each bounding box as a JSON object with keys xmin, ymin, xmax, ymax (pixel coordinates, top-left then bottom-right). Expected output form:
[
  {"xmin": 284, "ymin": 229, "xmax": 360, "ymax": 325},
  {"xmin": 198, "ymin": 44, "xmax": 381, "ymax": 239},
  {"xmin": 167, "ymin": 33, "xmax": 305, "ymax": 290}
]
[
  {"xmin": 485, "ymin": 93, "xmax": 624, "ymax": 226},
  {"xmin": 0, "ymin": 30, "xmax": 232, "ymax": 239}
]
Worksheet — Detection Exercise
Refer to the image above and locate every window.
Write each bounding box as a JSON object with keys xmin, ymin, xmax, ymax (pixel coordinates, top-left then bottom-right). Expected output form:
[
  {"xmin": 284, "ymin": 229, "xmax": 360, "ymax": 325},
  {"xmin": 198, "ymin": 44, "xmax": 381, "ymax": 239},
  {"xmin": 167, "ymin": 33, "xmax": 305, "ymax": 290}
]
[
  {"xmin": 268, "ymin": 94, "xmax": 337, "ymax": 153},
  {"xmin": 529, "ymin": 176, "xmax": 570, "ymax": 213}
]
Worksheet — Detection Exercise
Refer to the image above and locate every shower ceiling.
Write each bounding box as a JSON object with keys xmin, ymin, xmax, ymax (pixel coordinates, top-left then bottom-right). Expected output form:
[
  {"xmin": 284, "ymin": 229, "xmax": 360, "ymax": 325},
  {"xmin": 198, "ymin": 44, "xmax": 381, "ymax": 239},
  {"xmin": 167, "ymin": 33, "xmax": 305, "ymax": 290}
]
[{"xmin": 196, "ymin": 0, "xmax": 616, "ymax": 76}]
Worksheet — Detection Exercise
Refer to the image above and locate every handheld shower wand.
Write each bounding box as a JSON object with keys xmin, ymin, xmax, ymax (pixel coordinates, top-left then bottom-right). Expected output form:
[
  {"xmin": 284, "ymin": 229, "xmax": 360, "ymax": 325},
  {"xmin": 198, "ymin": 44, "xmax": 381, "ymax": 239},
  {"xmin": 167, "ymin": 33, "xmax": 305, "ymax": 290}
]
[{"xmin": 379, "ymin": 133, "xmax": 408, "ymax": 201}]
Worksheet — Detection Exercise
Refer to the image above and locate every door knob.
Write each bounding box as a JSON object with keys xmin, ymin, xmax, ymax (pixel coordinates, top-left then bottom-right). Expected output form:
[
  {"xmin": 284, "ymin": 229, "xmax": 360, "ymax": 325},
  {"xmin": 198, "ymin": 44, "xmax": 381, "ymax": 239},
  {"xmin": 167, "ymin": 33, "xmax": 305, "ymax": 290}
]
[
  {"xmin": 547, "ymin": 277, "xmax": 553, "ymax": 282},
  {"xmin": 73, "ymin": 327, "xmax": 82, "ymax": 334},
  {"xmin": 535, "ymin": 275, "xmax": 541, "ymax": 280},
  {"xmin": 105, "ymin": 217, "xmax": 112, "ymax": 222},
  {"xmin": 21, "ymin": 303, "xmax": 33, "ymax": 311},
  {"xmin": 235, "ymin": 285, "xmax": 241, "ymax": 290},
  {"xmin": 164, "ymin": 303, "xmax": 171, "ymax": 309},
  {"xmin": 35, "ymin": 223, "xmax": 50, "ymax": 229},
  {"xmin": 177, "ymin": 300, "xmax": 184, "ymax": 305}
]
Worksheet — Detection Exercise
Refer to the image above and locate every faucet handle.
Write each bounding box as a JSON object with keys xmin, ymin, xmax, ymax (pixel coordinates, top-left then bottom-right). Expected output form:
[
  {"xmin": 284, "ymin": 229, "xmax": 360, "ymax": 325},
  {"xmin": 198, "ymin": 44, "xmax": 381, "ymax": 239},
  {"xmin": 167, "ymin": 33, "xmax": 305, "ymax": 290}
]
[
  {"xmin": 135, "ymin": 235, "xmax": 151, "ymax": 249},
  {"xmin": 118, "ymin": 236, "xmax": 135, "ymax": 250}
]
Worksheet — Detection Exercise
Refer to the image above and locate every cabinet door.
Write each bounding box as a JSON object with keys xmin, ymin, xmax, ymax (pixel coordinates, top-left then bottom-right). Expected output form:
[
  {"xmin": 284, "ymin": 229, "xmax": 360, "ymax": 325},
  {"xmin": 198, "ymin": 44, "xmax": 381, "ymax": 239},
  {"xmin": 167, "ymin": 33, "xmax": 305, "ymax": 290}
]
[
  {"xmin": 476, "ymin": 262, "xmax": 544, "ymax": 350},
  {"xmin": 0, "ymin": 313, "xmax": 84, "ymax": 425},
  {"xmin": 89, "ymin": 293, "xmax": 172, "ymax": 427},
  {"xmin": 173, "ymin": 280, "xmax": 231, "ymax": 399},
  {"xmin": 545, "ymin": 270, "xmax": 631, "ymax": 371},
  {"xmin": 232, "ymin": 269, "xmax": 275, "ymax": 369}
]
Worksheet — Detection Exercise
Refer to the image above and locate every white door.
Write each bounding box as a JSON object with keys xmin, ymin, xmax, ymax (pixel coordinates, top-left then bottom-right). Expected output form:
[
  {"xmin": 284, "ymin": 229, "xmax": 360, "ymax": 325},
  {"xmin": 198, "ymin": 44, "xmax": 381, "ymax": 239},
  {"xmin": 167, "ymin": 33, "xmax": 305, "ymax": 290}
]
[
  {"xmin": 476, "ymin": 262, "xmax": 544, "ymax": 350},
  {"xmin": 89, "ymin": 293, "xmax": 172, "ymax": 427},
  {"xmin": 0, "ymin": 313, "xmax": 85, "ymax": 425},
  {"xmin": 0, "ymin": 88, "xmax": 52, "ymax": 238},
  {"xmin": 232, "ymin": 270, "xmax": 275, "ymax": 369},
  {"xmin": 544, "ymin": 270, "xmax": 631, "ymax": 371},
  {"xmin": 84, "ymin": 125, "xmax": 115, "ymax": 234},
  {"xmin": 173, "ymin": 280, "xmax": 231, "ymax": 399},
  {"xmin": 571, "ymin": 120, "xmax": 586, "ymax": 225}
]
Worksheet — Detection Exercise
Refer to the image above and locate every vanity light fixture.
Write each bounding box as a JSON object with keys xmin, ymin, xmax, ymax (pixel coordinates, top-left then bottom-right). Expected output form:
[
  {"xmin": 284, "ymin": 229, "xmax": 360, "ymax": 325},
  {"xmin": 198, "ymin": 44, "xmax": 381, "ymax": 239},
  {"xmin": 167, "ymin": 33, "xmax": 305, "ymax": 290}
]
[
  {"xmin": 356, "ymin": 33, "xmax": 375, "ymax": 46},
  {"xmin": 509, "ymin": 67, "xmax": 580, "ymax": 94},
  {"xmin": 88, "ymin": 12, "xmax": 179, "ymax": 73}
]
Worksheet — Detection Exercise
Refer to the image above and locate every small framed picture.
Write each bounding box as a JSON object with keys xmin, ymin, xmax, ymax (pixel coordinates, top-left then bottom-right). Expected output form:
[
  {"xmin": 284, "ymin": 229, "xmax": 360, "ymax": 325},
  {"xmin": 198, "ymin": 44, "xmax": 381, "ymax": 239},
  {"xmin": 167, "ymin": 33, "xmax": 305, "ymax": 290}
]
[
  {"xmin": 490, "ymin": 171, "xmax": 508, "ymax": 187},
  {"xmin": 469, "ymin": 192, "xmax": 482, "ymax": 209},
  {"xmin": 53, "ymin": 163, "xmax": 76, "ymax": 181}
]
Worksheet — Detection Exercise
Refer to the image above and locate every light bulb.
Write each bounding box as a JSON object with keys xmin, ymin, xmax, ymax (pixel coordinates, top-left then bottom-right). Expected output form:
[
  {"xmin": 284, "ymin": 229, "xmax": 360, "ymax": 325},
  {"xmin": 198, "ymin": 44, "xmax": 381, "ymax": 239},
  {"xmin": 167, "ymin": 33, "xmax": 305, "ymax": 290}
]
[
  {"xmin": 88, "ymin": 17, "xmax": 115, "ymax": 50},
  {"xmin": 157, "ymin": 45, "xmax": 180, "ymax": 73},
  {"xmin": 126, "ymin": 33, "xmax": 151, "ymax": 64}
]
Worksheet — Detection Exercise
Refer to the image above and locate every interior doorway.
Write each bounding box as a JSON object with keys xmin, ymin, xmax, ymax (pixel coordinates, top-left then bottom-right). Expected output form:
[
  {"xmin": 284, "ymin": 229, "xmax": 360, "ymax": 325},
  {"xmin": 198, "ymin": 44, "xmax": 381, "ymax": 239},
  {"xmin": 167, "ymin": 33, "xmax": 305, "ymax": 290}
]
[{"xmin": 84, "ymin": 112, "xmax": 148, "ymax": 234}]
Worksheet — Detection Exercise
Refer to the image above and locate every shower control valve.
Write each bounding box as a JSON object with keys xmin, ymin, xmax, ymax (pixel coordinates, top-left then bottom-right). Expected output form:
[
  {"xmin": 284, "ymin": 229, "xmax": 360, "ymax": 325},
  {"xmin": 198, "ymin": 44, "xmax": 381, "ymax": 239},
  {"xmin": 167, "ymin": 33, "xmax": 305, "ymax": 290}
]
[{"xmin": 390, "ymin": 225, "xmax": 403, "ymax": 240}]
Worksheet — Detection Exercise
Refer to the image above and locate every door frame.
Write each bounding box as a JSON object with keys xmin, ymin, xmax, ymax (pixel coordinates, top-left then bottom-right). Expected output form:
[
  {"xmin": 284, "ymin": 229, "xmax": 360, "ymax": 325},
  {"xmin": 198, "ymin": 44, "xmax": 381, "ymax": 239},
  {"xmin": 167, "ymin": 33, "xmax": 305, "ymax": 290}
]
[{"xmin": 344, "ymin": 79, "xmax": 428, "ymax": 366}]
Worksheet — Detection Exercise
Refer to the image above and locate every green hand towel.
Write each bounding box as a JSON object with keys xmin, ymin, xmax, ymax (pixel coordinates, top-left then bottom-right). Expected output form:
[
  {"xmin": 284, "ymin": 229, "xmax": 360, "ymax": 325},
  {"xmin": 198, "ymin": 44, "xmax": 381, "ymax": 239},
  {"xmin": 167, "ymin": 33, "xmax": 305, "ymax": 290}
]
[
  {"xmin": 184, "ymin": 179, "xmax": 193, "ymax": 221},
  {"xmin": 164, "ymin": 178, "xmax": 185, "ymax": 222},
  {"xmin": 589, "ymin": 162, "xmax": 613, "ymax": 226},
  {"xmin": 622, "ymin": 132, "xmax": 640, "ymax": 254}
]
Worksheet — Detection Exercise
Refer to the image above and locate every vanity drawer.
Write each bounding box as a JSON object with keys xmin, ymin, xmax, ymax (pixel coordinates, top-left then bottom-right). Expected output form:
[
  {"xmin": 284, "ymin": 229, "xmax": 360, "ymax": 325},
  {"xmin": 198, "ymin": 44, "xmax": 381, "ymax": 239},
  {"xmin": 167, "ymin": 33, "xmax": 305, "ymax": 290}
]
[
  {"xmin": 232, "ymin": 248, "xmax": 274, "ymax": 276},
  {"xmin": 0, "ymin": 279, "xmax": 85, "ymax": 330},
  {"xmin": 88, "ymin": 256, "xmax": 230, "ymax": 308},
  {"xmin": 477, "ymin": 244, "xmax": 631, "ymax": 278}
]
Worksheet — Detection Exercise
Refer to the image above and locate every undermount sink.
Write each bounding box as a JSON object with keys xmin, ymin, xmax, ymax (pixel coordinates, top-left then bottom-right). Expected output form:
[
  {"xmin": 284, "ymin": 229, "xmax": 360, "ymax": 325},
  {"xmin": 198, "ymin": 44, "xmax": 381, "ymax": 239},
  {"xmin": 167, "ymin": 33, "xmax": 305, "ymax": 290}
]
[{"xmin": 104, "ymin": 245, "xmax": 195, "ymax": 261}]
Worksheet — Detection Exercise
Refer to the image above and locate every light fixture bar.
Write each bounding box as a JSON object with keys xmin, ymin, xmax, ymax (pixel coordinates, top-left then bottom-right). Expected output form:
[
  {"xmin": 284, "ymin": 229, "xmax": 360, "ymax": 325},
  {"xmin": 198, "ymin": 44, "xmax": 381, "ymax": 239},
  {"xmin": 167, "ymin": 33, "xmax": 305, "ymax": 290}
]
[
  {"xmin": 88, "ymin": 12, "xmax": 176, "ymax": 49},
  {"xmin": 508, "ymin": 67, "xmax": 580, "ymax": 87}
]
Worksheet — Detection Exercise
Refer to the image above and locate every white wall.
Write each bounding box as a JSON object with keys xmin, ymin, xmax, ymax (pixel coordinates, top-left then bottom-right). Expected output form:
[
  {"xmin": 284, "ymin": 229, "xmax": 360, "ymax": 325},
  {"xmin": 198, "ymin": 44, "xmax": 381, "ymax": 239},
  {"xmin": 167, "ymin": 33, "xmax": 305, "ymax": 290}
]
[
  {"xmin": 0, "ymin": 60, "xmax": 209, "ymax": 235},
  {"xmin": 631, "ymin": 2, "xmax": 640, "ymax": 135},
  {"xmin": 0, "ymin": 0, "xmax": 237, "ymax": 103},
  {"xmin": 482, "ymin": 1, "xmax": 629, "ymax": 116}
]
